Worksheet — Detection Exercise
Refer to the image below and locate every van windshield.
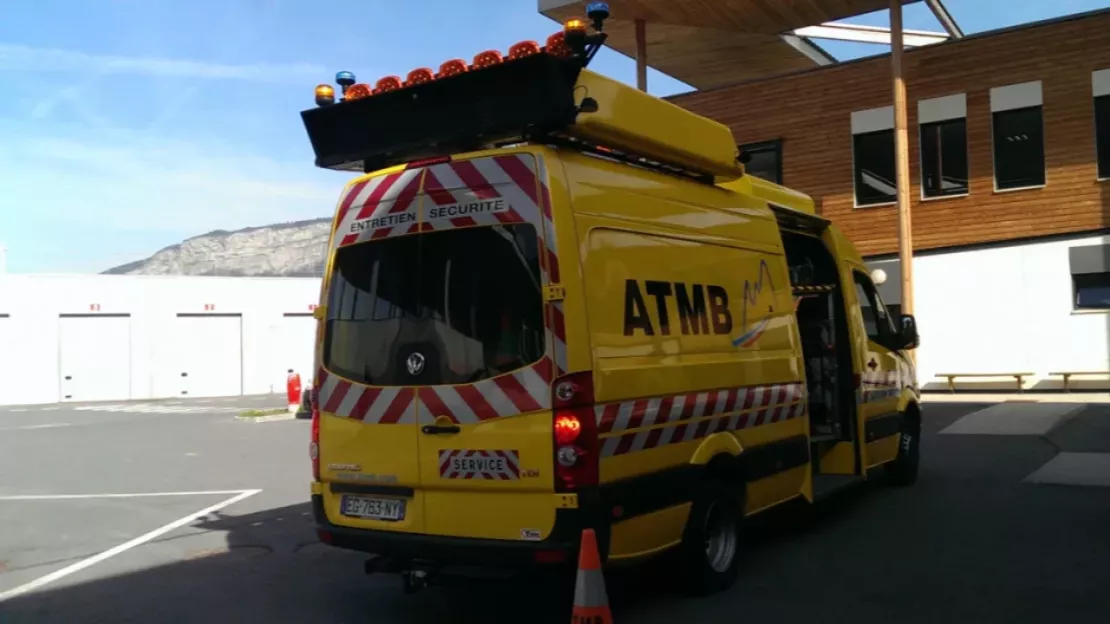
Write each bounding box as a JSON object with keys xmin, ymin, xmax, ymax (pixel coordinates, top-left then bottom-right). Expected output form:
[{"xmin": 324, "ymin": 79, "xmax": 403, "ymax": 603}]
[{"xmin": 323, "ymin": 224, "xmax": 545, "ymax": 387}]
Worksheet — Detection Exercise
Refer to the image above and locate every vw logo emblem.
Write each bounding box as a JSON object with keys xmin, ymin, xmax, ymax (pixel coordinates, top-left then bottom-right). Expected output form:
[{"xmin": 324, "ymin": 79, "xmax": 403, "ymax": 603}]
[{"xmin": 405, "ymin": 352, "xmax": 426, "ymax": 376}]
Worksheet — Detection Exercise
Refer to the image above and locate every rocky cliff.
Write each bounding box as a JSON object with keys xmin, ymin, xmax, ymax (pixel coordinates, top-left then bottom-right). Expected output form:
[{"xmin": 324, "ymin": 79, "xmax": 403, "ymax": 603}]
[{"xmin": 103, "ymin": 218, "xmax": 331, "ymax": 277}]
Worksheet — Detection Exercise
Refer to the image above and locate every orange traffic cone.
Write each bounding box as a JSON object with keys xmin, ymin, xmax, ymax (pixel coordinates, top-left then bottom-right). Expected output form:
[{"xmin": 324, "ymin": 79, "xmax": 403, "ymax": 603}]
[{"xmin": 571, "ymin": 529, "xmax": 613, "ymax": 624}]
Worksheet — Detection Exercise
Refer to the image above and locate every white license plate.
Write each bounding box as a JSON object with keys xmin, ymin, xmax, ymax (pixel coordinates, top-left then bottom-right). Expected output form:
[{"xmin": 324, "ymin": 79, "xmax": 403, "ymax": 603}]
[{"xmin": 340, "ymin": 495, "xmax": 406, "ymax": 521}]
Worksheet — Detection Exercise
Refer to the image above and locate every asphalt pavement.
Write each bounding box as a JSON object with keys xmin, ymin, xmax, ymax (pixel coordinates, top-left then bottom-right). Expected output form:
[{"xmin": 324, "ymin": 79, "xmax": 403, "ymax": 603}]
[{"xmin": 0, "ymin": 398, "xmax": 1107, "ymax": 623}]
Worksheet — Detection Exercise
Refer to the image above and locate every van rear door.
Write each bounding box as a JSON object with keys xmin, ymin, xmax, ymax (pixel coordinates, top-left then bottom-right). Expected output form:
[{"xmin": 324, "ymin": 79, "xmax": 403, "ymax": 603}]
[
  {"xmin": 317, "ymin": 166, "xmax": 426, "ymax": 534},
  {"xmin": 413, "ymin": 154, "xmax": 562, "ymax": 542},
  {"xmin": 319, "ymin": 152, "xmax": 566, "ymax": 542}
]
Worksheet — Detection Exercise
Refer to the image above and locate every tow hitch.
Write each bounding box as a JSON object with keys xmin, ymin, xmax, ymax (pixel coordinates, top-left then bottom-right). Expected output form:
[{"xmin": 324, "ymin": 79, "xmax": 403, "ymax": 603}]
[
  {"xmin": 365, "ymin": 557, "xmax": 440, "ymax": 594},
  {"xmin": 402, "ymin": 569, "xmax": 431, "ymax": 594}
]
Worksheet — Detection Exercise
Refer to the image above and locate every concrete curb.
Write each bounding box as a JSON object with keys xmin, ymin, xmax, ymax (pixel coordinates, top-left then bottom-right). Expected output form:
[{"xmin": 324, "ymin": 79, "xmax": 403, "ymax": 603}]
[
  {"xmin": 235, "ymin": 413, "xmax": 296, "ymax": 423},
  {"xmin": 922, "ymin": 392, "xmax": 1110, "ymax": 404}
]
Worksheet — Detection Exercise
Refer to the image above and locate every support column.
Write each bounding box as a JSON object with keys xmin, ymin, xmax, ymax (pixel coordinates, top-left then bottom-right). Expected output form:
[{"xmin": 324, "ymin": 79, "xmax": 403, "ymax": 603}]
[
  {"xmin": 891, "ymin": 0, "xmax": 914, "ymax": 320},
  {"xmin": 635, "ymin": 18, "xmax": 647, "ymax": 92}
]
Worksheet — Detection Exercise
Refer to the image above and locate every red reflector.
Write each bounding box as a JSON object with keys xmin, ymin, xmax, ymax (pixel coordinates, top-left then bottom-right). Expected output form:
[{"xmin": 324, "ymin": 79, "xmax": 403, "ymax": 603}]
[
  {"xmin": 405, "ymin": 67, "xmax": 434, "ymax": 87},
  {"xmin": 374, "ymin": 76, "xmax": 402, "ymax": 94},
  {"xmin": 554, "ymin": 414, "xmax": 582, "ymax": 445},
  {"xmin": 345, "ymin": 83, "xmax": 372, "ymax": 101},
  {"xmin": 509, "ymin": 40, "xmax": 541, "ymax": 60},
  {"xmin": 471, "ymin": 50, "xmax": 503, "ymax": 69},
  {"xmin": 437, "ymin": 59, "xmax": 468, "ymax": 79},
  {"xmin": 534, "ymin": 549, "xmax": 567, "ymax": 564},
  {"xmin": 317, "ymin": 529, "xmax": 333, "ymax": 544},
  {"xmin": 544, "ymin": 31, "xmax": 573, "ymax": 58}
]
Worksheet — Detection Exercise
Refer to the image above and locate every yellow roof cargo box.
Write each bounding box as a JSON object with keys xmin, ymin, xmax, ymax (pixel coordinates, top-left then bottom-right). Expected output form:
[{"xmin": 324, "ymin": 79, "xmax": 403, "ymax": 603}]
[
  {"xmin": 300, "ymin": 9, "xmax": 743, "ymax": 183},
  {"xmin": 570, "ymin": 69, "xmax": 743, "ymax": 182}
]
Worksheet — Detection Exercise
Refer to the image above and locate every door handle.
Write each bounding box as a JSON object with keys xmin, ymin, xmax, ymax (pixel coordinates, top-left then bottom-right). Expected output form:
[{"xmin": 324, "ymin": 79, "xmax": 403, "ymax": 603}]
[{"xmin": 421, "ymin": 425, "xmax": 461, "ymax": 435}]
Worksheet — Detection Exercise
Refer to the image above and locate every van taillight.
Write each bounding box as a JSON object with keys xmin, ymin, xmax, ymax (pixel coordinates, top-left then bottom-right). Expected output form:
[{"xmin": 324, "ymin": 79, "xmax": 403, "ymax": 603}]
[
  {"xmin": 309, "ymin": 388, "xmax": 321, "ymax": 482},
  {"xmin": 551, "ymin": 371, "xmax": 598, "ymax": 492}
]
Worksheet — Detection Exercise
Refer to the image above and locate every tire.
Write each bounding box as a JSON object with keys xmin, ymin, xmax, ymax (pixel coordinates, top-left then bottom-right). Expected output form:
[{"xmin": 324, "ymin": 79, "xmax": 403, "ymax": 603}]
[
  {"xmin": 678, "ymin": 478, "xmax": 743, "ymax": 596},
  {"xmin": 885, "ymin": 407, "xmax": 921, "ymax": 486}
]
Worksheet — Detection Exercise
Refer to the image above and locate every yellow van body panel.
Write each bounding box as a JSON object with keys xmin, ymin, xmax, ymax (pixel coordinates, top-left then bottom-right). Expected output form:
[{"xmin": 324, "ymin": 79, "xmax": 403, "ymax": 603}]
[{"xmin": 311, "ymin": 141, "xmax": 919, "ymax": 568}]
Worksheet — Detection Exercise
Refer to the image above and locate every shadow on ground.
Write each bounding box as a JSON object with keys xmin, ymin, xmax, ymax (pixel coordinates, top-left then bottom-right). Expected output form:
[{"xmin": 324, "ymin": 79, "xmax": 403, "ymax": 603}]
[
  {"xmin": 0, "ymin": 494, "xmax": 878, "ymax": 624},
  {"xmin": 2, "ymin": 404, "xmax": 1109, "ymax": 623}
]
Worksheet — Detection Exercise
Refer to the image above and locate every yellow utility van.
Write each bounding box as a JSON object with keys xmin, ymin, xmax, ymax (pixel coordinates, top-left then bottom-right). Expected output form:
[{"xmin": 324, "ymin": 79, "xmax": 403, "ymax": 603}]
[{"xmin": 301, "ymin": 9, "xmax": 921, "ymax": 596}]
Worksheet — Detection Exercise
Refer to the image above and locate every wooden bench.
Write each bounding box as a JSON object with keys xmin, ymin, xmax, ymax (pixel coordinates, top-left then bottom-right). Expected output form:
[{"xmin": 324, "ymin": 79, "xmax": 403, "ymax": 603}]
[
  {"xmin": 935, "ymin": 373, "xmax": 1034, "ymax": 393},
  {"xmin": 1047, "ymin": 371, "xmax": 1110, "ymax": 392}
]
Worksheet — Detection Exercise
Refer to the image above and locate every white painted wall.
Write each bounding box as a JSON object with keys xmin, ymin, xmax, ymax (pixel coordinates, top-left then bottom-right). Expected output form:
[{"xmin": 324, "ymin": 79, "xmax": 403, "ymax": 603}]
[
  {"xmin": 0, "ymin": 232, "xmax": 1105, "ymax": 404},
  {"xmin": 907, "ymin": 233, "xmax": 1110, "ymax": 391},
  {"xmin": 0, "ymin": 274, "xmax": 321, "ymax": 405}
]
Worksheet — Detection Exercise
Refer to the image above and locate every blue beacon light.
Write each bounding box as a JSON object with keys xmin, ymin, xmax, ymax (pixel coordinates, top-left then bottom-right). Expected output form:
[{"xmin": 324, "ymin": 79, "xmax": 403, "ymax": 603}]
[
  {"xmin": 335, "ymin": 71, "xmax": 356, "ymax": 99},
  {"xmin": 586, "ymin": 2, "xmax": 610, "ymax": 18}
]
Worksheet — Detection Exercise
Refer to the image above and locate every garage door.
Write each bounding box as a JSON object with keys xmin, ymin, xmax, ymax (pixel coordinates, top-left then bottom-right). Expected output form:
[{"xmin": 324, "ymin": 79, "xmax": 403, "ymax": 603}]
[
  {"xmin": 59, "ymin": 314, "xmax": 132, "ymax": 402},
  {"xmin": 175, "ymin": 314, "xmax": 243, "ymax": 398},
  {"xmin": 279, "ymin": 313, "xmax": 316, "ymax": 386}
]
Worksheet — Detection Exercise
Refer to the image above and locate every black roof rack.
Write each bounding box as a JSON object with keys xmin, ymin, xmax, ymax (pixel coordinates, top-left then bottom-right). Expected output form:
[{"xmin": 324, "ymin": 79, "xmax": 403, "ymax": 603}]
[{"xmin": 301, "ymin": 53, "xmax": 584, "ymax": 173}]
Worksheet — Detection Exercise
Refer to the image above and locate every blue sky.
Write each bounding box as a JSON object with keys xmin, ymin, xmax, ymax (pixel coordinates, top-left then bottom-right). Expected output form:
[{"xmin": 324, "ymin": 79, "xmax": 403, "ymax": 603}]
[{"xmin": 1, "ymin": 0, "xmax": 1107, "ymax": 273}]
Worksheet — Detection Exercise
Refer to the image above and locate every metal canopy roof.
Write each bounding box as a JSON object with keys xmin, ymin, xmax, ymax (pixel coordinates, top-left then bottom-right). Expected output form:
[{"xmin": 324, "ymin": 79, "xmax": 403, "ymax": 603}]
[{"xmin": 539, "ymin": 0, "xmax": 926, "ymax": 90}]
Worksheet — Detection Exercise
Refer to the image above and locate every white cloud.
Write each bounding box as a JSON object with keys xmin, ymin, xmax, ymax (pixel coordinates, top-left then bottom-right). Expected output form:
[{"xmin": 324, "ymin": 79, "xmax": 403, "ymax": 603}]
[
  {"xmin": 0, "ymin": 43, "xmax": 328, "ymax": 84},
  {"xmin": 0, "ymin": 120, "xmax": 346, "ymax": 236}
]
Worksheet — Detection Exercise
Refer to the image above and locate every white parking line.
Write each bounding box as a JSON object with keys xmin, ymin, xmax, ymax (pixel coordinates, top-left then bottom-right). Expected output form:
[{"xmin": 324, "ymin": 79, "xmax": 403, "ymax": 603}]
[
  {"xmin": 0, "ymin": 490, "xmax": 255, "ymax": 501},
  {"xmin": 0, "ymin": 423, "xmax": 73, "ymax": 432},
  {"xmin": 0, "ymin": 488, "xmax": 262, "ymax": 602}
]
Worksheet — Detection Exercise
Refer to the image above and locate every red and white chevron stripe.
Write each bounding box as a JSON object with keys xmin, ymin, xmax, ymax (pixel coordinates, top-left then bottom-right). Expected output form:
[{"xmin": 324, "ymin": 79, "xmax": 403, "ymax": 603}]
[
  {"xmin": 314, "ymin": 367, "xmax": 418, "ymax": 424},
  {"xmin": 418, "ymin": 358, "xmax": 553, "ymax": 424},
  {"xmin": 333, "ymin": 168, "xmax": 424, "ymax": 248},
  {"xmin": 438, "ymin": 449, "xmax": 521, "ymax": 480},
  {"xmin": 596, "ymin": 383, "xmax": 807, "ymax": 458},
  {"xmin": 315, "ymin": 359, "xmax": 555, "ymax": 424}
]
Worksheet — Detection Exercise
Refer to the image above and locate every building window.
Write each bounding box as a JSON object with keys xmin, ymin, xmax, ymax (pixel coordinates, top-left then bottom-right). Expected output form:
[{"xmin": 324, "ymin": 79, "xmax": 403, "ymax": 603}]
[
  {"xmin": 1094, "ymin": 69, "xmax": 1110, "ymax": 179},
  {"xmin": 851, "ymin": 106, "xmax": 896, "ymax": 207},
  {"xmin": 853, "ymin": 130, "xmax": 896, "ymax": 206},
  {"xmin": 1074, "ymin": 273, "xmax": 1110, "ymax": 309},
  {"xmin": 918, "ymin": 94, "xmax": 968, "ymax": 198},
  {"xmin": 990, "ymin": 81, "xmax": 1045, "ymax": 190},
  {"xmin": 740, "ymin": 139, "xmax": 783, "ymax": 184},
  {"xmin": 1097, "ymin": 97, "xmax": 1110, "ymax": 179},
  {"xmin": 1070, "ymin": 244, "xmax": 1110, "ymax": 310}
]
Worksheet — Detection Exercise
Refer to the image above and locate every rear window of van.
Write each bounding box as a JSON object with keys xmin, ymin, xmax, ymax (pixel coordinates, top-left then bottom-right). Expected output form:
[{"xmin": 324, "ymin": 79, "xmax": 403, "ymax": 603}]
[{"xmin": 323, "ymin": 224, "xmax": 545, "ymax": 386}]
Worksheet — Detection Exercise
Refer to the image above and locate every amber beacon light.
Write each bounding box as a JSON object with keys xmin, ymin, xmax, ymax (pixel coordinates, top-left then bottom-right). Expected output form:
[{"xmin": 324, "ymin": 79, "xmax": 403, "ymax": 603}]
[
  {"xmin": 308, "ymin": 1, "xmax": 611, "ymax": 107},
  {"xmin": 314, "ymin": 84, "xmax": 335, "ymax": 106}
]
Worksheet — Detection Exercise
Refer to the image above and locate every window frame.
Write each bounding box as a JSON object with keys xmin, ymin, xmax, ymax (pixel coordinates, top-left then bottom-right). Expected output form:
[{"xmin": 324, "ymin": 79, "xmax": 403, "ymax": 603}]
[
  {"xmin": 990, "ymin": 105, "xmax": 1046, "ymax": 192},
  {"xmin": 739, "ymin": 139, "xmax": 784, "ymax": 185},
  {"xmin": 1073, "ymin": 272, "xmax": 1110, "ymax": 311},
  {"xmin": 851, "ymin": 128, "xmax": 898, "ymax": 208},
  {"xmin": 918, "ymin": 117, "xmax": 970, "ymax": 200},
  {"xmin": 1095, "ymin": 94, "xmax": 1110, "ymax": 181},
  {"xmin": 852, "ymin": 270, "xmax": 900, "ymax": 349}
]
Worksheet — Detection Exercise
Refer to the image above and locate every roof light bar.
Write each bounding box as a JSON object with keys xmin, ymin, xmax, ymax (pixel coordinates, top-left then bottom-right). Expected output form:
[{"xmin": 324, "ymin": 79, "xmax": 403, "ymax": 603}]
[{"xmin": 309, "ymin": 2, "xmax": 610, "ymax": 107}]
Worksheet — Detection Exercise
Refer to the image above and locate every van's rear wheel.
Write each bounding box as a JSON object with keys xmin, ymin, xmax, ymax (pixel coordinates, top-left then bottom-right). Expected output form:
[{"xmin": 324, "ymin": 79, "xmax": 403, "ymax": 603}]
[{"xmin": 678, "ymin": 479, "xmax": 742, "ymax": 595}]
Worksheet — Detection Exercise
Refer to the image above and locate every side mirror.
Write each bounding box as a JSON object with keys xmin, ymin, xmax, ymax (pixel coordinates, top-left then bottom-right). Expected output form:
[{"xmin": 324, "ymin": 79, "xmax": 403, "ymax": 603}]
[{"xmin": 898, "ymin": 314, "xmax": 920, "ymax": 350}]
